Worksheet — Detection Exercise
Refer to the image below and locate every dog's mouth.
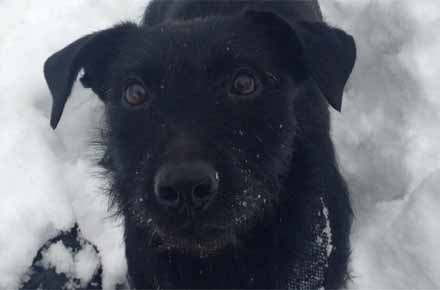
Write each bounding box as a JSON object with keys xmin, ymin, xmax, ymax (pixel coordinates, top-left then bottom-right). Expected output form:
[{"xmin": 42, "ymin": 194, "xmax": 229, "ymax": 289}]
[
  {"xmin": 174, "ymin": 221, "xmax": 225, "ymax": 237},
  {"xmin": 138, "ymin": 170, "xmax": 278, "ymax": 256},
  {"xmin": 149, "ymin": 221, "xmax": 236, "ymax": 256}
]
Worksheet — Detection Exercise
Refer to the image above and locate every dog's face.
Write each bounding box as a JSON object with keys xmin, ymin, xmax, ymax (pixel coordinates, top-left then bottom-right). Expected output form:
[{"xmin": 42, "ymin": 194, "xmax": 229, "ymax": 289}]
[
  {"xmin": 44, "ymin": 10, "xmax": 355, "ymax": 255},
  {"xmin": 102, "ymin": 16, "xmax": 302, "ymax": 254}
]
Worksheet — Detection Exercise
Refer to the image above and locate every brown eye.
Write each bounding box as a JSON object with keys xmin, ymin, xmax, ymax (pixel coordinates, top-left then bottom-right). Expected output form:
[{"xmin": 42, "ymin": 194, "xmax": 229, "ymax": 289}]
[
  {"xmin": 230, "ymin": 70, "xmax": 258, "ymax": 97},
  {"xmin": 123, "ymin": 82, "xmax": 149, "ymax": 106}
]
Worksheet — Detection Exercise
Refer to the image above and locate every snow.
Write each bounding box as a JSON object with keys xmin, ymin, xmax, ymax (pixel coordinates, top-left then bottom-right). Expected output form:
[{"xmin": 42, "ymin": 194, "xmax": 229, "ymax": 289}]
[
  {"xmin": 321, "ymin": 0, "xmax": 440, "ymax": 288},
  {"xmin": 74, "ymin": 243, "xmax": 101, "ymax": 287},
  {"xmin": 40, "ymin": 241, "xmax": 75, "ymax": 276},
  {"xmin": 0, "ymin": 1, "xmax": 146, "ymax": 289},
  {"xmin": 319, "ymin": 198, "xmax": 333, "ymax": 258},
  {"xmin": 351, "ymin": 171, "xmax": 440, "ymax": 288},
  {"xmin": 39, "ymin": 237, "xmax": 100, "ymax": 288},
  {"xmin": 0, "ymin": 0, "xmax": 439, "ymax": 289}
]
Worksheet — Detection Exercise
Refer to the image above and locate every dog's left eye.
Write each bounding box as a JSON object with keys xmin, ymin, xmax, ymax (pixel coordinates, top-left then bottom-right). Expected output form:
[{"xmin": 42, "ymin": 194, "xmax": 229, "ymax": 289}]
[
  {"xmin": 123, "ymin": 82, "xmax": 149, "ymax": 106},
  {"xmin": 229, "ymin": 69, "xmax": 260, "ymax": 98}
]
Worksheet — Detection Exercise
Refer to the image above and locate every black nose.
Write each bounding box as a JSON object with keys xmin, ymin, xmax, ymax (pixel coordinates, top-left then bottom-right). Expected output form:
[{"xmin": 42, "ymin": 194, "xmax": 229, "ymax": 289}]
[{"xmin": 154, "ymin": 161, "xmax": 219, "ymax": 210}]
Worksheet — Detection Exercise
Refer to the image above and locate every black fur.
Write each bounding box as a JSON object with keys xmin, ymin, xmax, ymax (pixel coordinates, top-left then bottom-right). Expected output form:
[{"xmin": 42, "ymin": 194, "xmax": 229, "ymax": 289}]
[{"xmin": 40, "ymin": 0, "xmax": 356, "ymax": 289}]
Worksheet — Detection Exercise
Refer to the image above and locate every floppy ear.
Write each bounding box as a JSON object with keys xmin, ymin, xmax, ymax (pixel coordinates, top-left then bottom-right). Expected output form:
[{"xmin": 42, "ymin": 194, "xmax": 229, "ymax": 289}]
[
  {"xmin": 244, "ymin": 10, "xmax": 356, "ymax": 111},
  {"xmin": 44, "ymin": 22, "xmax": 138, "ymax": 129}
]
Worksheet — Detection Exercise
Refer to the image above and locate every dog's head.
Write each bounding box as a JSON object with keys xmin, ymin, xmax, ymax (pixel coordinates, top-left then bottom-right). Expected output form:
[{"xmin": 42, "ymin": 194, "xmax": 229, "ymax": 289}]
[{"xmin": 44, "ymin": 9, "xmax": 355, "ymax": 255}]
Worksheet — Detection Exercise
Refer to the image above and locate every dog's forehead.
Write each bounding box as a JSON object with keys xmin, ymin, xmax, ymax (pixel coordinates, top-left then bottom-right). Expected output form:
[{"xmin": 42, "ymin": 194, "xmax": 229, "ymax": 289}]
[
  {"xmin": 148, "ymin": 15, "xmax": 257, "ymax": 48},
  {"xmin": 118, "ymin": 15, "xmax": 278, "ymax": 71}
]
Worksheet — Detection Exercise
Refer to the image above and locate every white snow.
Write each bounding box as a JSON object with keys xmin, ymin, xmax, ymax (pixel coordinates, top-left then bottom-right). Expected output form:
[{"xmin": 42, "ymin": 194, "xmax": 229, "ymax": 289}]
[
  {"xmin": 74, "ymin": 243, "xmax": 101, "ymax": 287},
  {"xmin": 40, "ymin": 241, "xmax": 75, "ymax": 275},
  {"xmin": 0, "ymin": 0, "xmax": 439, "ymax": 289},
  {"xmin": 0, "ymin": 1, "xmax": 146, "ymax": 289},
  {"xmin": 320, "ymin": 198, "xmax": 333, "ymax": 258},
  {"xmin": 322, "ymin": 0, "xmax": 440, "ymax": 288}
]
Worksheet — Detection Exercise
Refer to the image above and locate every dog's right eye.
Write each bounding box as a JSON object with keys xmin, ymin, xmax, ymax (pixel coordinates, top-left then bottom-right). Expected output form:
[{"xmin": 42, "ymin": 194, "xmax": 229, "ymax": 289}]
[
  {"xmin": 228, "ymin": 68, "xmax": 261, "ymax": 100},
  {"xmin": 123, "ymin": 81, "xmax": 150, "ymax": 107}
]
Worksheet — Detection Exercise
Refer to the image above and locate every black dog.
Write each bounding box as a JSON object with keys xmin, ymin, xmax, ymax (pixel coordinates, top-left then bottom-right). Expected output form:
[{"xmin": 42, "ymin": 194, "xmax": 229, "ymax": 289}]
[{"xmin": 40, "ymin": 0, "xmax": 356, "ymax": 288}]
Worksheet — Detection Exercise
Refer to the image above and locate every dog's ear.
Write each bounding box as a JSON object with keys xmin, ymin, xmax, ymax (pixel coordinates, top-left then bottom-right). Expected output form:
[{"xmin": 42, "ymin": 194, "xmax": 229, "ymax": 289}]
[
  {"xmin": 44, "ymin": 23, "xmax": 138, "ymax": 129},
  {"xmin": 244, "ymin": 10, "xmax": 356, "ymax": 111}
]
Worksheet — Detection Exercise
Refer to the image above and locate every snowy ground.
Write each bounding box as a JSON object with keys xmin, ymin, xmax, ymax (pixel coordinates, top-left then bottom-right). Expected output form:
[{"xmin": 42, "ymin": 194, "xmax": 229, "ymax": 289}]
[{"xmin": 0, "ymin": 0, "xmax": 439, "ymax": 289}]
